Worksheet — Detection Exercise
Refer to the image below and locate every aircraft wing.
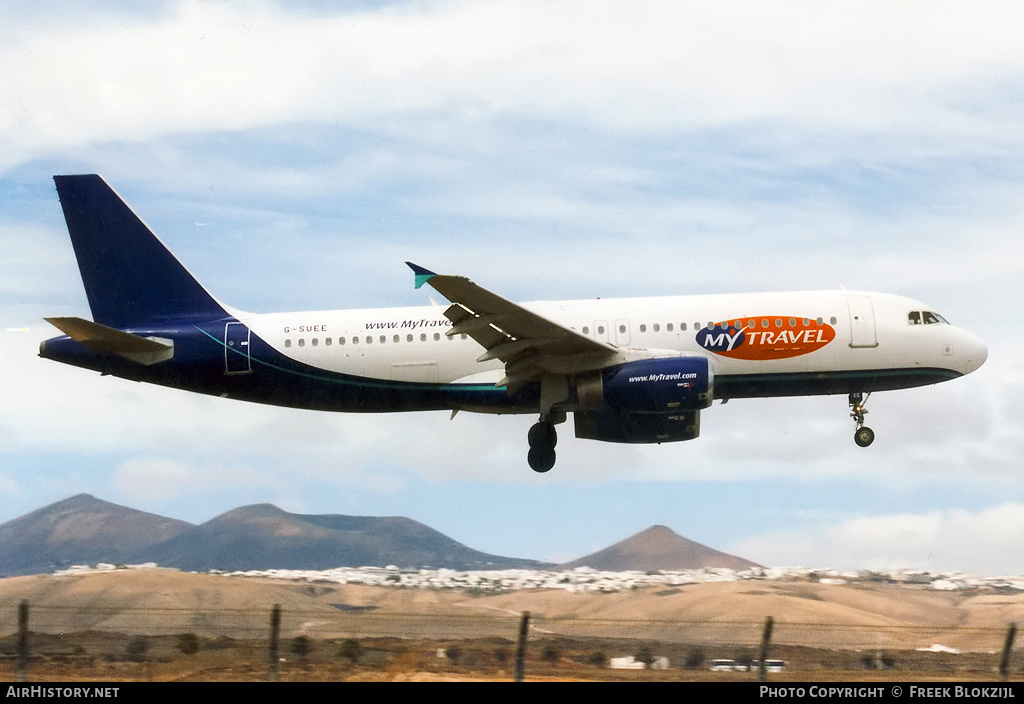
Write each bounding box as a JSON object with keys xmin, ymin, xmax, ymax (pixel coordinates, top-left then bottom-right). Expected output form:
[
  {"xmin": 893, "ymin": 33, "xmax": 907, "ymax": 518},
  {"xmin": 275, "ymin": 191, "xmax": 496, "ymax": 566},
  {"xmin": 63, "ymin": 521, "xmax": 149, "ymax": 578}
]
[{"xmin": 407, "ymin": 263, "xmax": 615, "ymax": 388}]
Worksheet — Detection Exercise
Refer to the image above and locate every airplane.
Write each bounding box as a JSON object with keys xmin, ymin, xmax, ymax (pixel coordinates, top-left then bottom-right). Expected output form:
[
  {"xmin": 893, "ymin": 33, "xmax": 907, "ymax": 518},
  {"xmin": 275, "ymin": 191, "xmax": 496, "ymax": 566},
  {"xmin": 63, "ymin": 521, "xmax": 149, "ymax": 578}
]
[{"xmin": 40, "ymin": 175, "xmax": 988, "ymax": 473}]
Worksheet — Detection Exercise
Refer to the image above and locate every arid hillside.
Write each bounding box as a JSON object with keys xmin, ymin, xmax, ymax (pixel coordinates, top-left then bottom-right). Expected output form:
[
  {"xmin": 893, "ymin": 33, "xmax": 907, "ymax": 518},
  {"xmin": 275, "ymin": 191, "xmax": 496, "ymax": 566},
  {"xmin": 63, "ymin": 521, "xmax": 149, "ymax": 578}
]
[{"xmin": 2, "ymin": 568, "xmax": 1022, "ymax": 653}]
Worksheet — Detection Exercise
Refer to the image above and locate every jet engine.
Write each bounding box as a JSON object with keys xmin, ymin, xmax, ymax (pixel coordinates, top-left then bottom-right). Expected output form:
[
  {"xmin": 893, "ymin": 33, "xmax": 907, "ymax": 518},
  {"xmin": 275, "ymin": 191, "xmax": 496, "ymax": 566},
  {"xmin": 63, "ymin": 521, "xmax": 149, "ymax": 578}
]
[
  {"xmin": 571, "ymin": 356, "xmax": 713, "ymax": 444},
  {"xmin": 574, "ymin": 356, "xmax": 713, "ymax": 414}
]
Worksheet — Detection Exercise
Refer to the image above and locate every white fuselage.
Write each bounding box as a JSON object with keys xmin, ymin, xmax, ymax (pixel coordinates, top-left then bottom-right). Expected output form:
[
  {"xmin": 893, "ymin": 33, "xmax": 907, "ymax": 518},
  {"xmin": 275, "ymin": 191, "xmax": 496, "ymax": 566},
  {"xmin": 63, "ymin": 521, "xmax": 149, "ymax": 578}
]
[{"xmin": 242, "ymin": 289, "xmax": 987, "ymax": 399}]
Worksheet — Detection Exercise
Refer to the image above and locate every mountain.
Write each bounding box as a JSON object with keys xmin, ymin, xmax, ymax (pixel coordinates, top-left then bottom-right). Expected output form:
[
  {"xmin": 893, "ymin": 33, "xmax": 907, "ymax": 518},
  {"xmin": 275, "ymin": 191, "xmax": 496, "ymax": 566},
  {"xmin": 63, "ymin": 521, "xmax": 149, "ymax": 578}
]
[
  {"xmin": 0, "ymin": 497, "xmax": 758, "ymax": 577},
  {"xmin": 557, "ymin": 525, "xmax": 761, "ymax": 572},
  {"xmin": 0, "ymin": 494, "xmax": 192, "ymax": 576},
  {"xmin": 145, "ymin": 503, "xmax": 550, "ymax": 572}
]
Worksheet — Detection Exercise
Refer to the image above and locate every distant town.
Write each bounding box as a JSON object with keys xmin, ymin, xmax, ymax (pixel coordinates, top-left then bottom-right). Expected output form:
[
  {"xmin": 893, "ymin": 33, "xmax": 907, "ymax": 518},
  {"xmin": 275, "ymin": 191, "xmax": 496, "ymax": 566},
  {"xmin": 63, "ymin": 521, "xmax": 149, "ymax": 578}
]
[{"xmin": 55, "ymin": 563, "xmax": 1024, "ymax": 593}]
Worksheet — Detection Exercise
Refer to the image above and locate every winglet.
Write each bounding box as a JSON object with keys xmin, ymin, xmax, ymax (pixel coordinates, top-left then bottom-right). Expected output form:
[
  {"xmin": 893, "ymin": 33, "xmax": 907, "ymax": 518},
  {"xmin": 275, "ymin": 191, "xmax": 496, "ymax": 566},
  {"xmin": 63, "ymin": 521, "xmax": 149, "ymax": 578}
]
[{"xmin": 406, "ymin": 262, "xmax": 437, "ymax": 290}]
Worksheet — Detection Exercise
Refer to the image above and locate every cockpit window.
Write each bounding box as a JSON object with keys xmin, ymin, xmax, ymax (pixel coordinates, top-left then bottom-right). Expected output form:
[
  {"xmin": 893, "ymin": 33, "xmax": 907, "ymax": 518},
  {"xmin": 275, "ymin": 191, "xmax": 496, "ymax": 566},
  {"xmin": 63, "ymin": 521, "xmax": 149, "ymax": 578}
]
[{"xmin": 909, "ymin": 310, "xmax": 948, "ymax": 325}]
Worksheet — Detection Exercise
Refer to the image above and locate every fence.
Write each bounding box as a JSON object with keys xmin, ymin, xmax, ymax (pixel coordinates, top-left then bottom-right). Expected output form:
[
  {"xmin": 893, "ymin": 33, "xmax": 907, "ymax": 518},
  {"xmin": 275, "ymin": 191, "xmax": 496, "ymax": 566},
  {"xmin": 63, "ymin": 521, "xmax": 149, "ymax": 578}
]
[{"xmin": 1, "ymin": 600, "xmax": 1018, "ymax": 682}]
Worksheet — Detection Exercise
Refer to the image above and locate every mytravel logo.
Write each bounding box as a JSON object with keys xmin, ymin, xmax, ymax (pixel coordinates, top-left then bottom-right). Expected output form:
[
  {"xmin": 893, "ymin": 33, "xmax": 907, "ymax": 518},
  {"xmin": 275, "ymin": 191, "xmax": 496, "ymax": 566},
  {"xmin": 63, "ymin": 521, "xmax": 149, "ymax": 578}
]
[{"xmin": 695, "ymin": 316, "xmax": 836, "ymax": 360}]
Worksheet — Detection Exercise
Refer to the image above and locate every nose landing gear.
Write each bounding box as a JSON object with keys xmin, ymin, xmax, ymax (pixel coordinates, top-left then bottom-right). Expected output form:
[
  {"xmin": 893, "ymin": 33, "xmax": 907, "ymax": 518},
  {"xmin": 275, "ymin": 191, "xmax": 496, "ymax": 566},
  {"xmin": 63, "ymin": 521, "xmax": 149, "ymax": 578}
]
[{"xmin": 849, "ymin": 392, "xmax": 874, "ymax": 447}]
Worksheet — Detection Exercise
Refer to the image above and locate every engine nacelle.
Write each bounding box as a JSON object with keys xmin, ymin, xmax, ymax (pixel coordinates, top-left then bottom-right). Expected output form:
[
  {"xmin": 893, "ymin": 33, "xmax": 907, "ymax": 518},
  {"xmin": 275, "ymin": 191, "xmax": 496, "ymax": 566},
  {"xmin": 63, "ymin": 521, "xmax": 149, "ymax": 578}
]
[
  {"xmin": 575, "ymin": 356, "xmax": 713, "ymax": 414},
  {"xmin": 574, "ymin": 409, "xmax": 701, "ymax": 444}
]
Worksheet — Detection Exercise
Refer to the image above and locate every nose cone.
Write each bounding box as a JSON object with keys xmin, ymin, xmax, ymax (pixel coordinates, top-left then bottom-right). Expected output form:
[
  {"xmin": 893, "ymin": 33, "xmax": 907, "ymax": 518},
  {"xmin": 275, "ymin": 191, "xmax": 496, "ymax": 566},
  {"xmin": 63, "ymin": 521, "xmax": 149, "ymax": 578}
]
[{"xmin": 958, "ymin": 329, "xmax": 988, "ymax": 375}]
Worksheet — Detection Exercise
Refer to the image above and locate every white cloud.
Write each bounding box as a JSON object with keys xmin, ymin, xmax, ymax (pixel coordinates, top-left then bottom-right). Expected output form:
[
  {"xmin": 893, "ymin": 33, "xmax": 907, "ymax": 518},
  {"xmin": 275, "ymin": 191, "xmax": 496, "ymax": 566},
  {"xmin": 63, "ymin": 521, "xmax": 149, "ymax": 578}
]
[
  {"xmin": 110, "ymin": 456, "xmax": 280, "ymax": 503},
  {"xmin": 0, "ymin": 223, "xmax": 79, "ymax": 300},
  {"xmin": 5, "ymin": 1, "xmax": 1024, "ymax": 171},
  {"xmin": 731, "ymin": 502, "xmax": 1024, "ymax": 575}
]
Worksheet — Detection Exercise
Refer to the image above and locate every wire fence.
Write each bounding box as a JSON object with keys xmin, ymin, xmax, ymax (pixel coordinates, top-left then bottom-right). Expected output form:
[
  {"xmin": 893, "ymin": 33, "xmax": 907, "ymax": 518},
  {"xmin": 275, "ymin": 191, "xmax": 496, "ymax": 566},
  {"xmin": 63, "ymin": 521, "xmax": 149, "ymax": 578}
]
[
  {"xmin": 0, "ymin": 601, "xmax": 1014, "ymax": 647},
  {"xmin": 1, "ymin": 600, "xmax": 1019, "ymax": 681}
]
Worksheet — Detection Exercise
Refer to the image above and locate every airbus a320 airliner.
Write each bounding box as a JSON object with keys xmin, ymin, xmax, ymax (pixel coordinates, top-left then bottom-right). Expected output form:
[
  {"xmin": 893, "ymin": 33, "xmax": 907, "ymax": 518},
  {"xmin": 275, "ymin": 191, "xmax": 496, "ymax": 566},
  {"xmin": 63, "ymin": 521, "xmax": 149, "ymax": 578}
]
[{"xmin": 40, "ymin": 175, "xmax": 988, "ymax": 472}]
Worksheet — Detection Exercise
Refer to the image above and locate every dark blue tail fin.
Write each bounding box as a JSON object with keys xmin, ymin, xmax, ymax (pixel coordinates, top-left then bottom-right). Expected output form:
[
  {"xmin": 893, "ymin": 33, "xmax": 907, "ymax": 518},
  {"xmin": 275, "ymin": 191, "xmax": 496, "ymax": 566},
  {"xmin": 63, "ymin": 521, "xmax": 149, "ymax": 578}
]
[{"xmin": 54, "ymin": 175, "xmax": 227, "ymax": 328}]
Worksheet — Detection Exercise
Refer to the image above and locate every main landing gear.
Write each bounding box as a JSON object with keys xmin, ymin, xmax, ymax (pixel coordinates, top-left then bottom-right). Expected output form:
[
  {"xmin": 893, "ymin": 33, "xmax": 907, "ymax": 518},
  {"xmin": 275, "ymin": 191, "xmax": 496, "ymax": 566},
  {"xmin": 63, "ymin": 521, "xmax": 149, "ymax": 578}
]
[
  {"xmin": 849, "ymin": 391, "xmax": 875, "ymax": 447},
  {"xmin": 528, "ymin": 414, "xmax": 561, "ymax": 473}
]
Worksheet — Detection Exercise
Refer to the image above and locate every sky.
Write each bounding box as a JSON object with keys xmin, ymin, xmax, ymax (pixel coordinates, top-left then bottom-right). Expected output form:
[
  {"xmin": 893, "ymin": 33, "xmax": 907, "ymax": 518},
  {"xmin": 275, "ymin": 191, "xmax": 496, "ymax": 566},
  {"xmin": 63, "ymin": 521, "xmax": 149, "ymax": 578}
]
[{"xmin": 2, "ymin": 1, "xmax": 1023, "ymax": 575}]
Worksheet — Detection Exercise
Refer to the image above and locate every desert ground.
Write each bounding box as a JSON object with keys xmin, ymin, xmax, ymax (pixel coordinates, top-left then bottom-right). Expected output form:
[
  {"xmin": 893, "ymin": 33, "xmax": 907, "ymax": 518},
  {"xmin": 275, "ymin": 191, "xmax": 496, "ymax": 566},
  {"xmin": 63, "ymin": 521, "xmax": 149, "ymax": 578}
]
[{"xmin": 2, "ymin": 569, "xmax": 1022, "ymax": 681}]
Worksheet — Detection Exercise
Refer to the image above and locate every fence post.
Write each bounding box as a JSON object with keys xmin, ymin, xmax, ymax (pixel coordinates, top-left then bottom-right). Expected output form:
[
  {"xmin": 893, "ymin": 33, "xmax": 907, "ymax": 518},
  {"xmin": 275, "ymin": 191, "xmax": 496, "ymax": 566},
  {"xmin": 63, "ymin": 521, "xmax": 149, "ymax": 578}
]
[
  {"xmin": 514, "ymin": 611, "xmax": 530, "ymax": 682},
  {"xmin": 999, "ymin": 622, "xmax": 1016, "ymax": 682},
  {"xmin": 17, "ymin": 600, "xmax": 28, "ymax": 683},
  {"xmin": 268, "ymin": 603, "xmax": 281, "ymax": 682},
  {"xmin": 757, "ymin": 615, "xmax": 774, "ymax": 682}
]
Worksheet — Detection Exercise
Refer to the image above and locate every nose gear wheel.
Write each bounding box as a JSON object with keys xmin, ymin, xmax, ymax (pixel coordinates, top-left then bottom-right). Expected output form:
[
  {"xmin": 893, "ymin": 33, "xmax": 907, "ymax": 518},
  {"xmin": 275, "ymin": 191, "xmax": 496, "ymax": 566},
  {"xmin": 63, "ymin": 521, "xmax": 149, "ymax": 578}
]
[{"xmin": 849, "ymin": 392, "xmax": 874, "ymax": 447}]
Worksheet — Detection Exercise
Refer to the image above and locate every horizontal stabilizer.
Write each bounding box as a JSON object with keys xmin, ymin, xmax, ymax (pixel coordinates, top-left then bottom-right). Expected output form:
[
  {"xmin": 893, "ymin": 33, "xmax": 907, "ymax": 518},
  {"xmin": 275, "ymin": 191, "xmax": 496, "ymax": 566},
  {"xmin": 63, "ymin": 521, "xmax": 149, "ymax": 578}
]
[{"xmin": 45, "ymin": 317, "xmax": 174, "ymax": 365}]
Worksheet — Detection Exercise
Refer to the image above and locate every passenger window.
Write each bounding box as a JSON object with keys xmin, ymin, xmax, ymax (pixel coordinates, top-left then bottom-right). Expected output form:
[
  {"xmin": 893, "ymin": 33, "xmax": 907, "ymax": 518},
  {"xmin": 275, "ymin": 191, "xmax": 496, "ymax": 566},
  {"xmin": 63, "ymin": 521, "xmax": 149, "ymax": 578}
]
[
  {"xmin": 393, "ymin": 334, "xmax": 400, "ymax": 343},
  {"xmin": 420, "ymin": 333, "xmax": 427, "ymax": 342},
  {"xmin": 284, "ymin": 339, "xmax": 291, "ymax": 348},
  {"xmin": 311, "ymin": 338, "xmax": 318, "ymax": 347},
  {"xmin": 639, "ymin": 324, "xmax": 647, "ymax": 332},
  {"xmin": 340, "ymin": 337, "xmax": 346, "ymax": 345},
  {"xmin": 582, "ymin": 326, "xmax": 590, "ymax": 334},
  {"xmin": 816, "ymin": 317, "xmax": 823, "ymax": 325},
  {"xmin": 653, "ymin": 323, "xmax": 660, "ymax": 332},
  {"xmin": 365, "ymin": 336, "xmax": 372, "ymax": 344},
  {"xmin": 830, "ymin": 317, "xmax": 837, "ymax": 325},
  {"xmin": 325, "ymin": 337, "xmax": 332, "ymax": 346},
  {"xmin": 597, "ymin": 325, "xmax": 605, "ymax": 334},
  {"xmin": 667, "ymin": 323, "xmax": 673, "ymax": 332},
  {"xmin": 380, "ymin": 335, "xmax": 386, "ymax": 343},
  {"xmin": 434, "ymin": 333, "xmax": 440, "ymax": 341},
  {"xmin": 298, "ymin": 339, "xmax": 305, "ymax": 347}
]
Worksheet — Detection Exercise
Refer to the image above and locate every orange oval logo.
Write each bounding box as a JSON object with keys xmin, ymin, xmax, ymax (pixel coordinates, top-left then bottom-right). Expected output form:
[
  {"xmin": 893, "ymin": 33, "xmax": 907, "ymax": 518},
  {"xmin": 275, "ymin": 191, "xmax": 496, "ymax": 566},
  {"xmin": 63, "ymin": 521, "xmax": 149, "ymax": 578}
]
[{"xmin": 695, "ymin": 316, "xmax": 836, "ymax": 360}]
